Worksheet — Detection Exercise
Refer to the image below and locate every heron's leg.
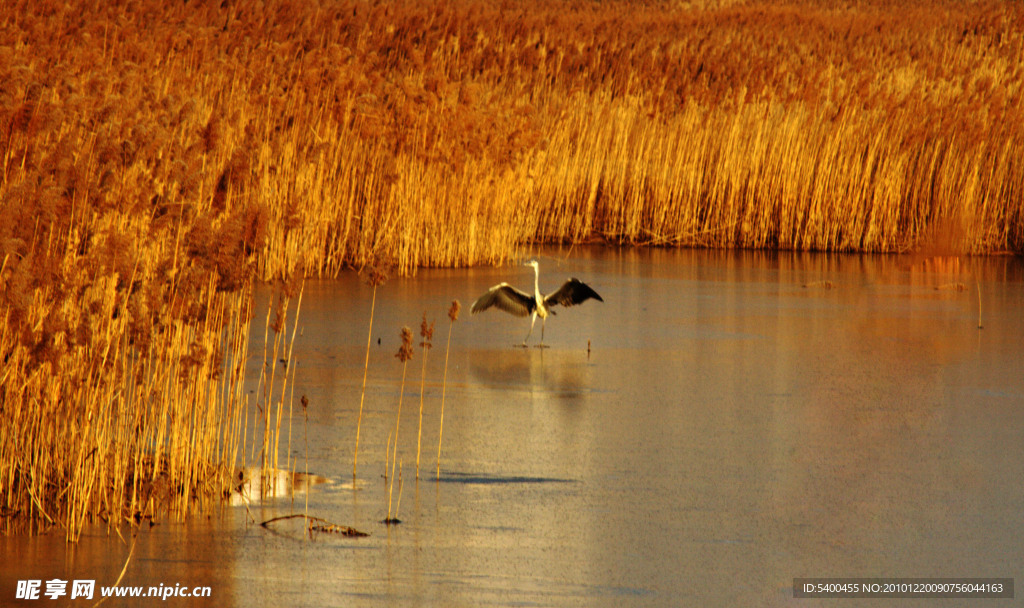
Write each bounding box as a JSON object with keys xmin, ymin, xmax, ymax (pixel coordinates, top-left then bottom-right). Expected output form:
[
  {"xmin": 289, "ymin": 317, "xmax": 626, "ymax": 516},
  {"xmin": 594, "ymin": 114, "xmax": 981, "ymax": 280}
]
[
  {"xmin": 535, "ymin": 317, "xmax": 550, "ymax": 348},
  {"xmin": 517, "ymin": 313, "xmax": 537, "ymax": 347}
]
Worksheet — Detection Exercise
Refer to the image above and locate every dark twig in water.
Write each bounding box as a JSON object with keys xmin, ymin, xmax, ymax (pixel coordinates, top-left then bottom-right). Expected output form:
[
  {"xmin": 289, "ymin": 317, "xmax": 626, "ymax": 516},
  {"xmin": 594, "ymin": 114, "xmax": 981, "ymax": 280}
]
[{"xmin": 260, "ymin": 514, "xmax": 369, "ymax": 537}]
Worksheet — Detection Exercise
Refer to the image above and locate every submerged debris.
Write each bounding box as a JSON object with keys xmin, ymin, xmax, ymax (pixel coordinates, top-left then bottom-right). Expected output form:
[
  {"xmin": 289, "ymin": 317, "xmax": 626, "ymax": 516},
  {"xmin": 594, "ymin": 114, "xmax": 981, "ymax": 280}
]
[{"xmin": 260, "ymin": 514, "xmax": 368, "ymax": 537}]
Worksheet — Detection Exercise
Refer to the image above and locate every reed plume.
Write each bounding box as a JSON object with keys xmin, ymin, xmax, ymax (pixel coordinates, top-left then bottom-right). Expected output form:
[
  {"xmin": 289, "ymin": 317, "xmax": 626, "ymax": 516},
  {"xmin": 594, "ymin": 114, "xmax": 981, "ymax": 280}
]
[{"xmin": 437, "ymin": 300, "xmax": 461, "ymax": 480}]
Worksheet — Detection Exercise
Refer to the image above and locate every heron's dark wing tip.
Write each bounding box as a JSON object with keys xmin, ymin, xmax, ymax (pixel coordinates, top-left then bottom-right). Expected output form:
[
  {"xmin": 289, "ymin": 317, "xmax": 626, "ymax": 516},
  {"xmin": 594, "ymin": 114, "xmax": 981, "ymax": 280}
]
[
  {"xmin": 576, "ymin": 279, "xmax": 603, "ymax": 303},
  {"xmin": 545, "ymin": 278, "xmax": 603, "ymax": 308}
]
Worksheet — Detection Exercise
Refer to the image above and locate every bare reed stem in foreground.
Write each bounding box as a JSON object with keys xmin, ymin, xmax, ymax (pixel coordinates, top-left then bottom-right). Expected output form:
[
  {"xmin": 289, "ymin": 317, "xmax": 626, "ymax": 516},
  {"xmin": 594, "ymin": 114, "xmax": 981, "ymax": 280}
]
[
  {"xmin": 387, "ymin": 328, "xmax": 414, "ymax": 522},
  {"xmin": 437, "ymin": 301, "xmax": 461, "ymax": 480},
  {"xmin": 257, "ymin": 284, "xmax": 302, "ymax": 496},
  {"xmin": 416, "ymin": 314, "xmax": 435, "ymax": 480},
  {"xmin": 354, "ymin": 266, "xmax": 388, "ymax": 481}
]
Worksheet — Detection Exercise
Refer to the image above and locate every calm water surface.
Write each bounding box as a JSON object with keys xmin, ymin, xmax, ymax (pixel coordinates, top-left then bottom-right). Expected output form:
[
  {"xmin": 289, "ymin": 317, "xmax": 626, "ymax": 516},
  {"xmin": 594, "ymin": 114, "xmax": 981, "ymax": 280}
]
[{"xmin": 3, "ymin": 248, "xmax": 1023, "ymax": 607}]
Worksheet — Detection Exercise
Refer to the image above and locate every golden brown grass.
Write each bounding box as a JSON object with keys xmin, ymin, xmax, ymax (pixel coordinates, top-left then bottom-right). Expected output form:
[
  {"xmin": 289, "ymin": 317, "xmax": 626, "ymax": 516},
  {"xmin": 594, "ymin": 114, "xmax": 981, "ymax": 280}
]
[
  {"xmin": 0, "ymin": 248, "xmax": 256, "ymax": 539},
  {"xmin": 3, "ymin": 0, "xmax": 1023, "ymax": 536},
  {"xmin": 6, "ymin": 0, "xmax": 1017, "ymax": 276}
]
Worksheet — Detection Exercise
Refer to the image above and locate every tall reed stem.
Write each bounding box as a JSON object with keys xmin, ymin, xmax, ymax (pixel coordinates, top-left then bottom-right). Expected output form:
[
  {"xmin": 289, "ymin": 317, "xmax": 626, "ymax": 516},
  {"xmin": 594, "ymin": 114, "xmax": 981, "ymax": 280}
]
[
  {"xmin": 437, "ymin": 301, "xmax": 460, "ymax": 480},
  {"xmin": 388, "ymin": 327, "xmax": 414, "ymax": 521},
  {"xmin": 354, "ymin": 285, "xmax": 377, "ymax": 480},
  {"xmin": 355, "ymin": 267, "xmax": 387, "ymax": 481},
  {"xmin": 416, "ymin": 315, "xmax": 434, "ymax": 479}
]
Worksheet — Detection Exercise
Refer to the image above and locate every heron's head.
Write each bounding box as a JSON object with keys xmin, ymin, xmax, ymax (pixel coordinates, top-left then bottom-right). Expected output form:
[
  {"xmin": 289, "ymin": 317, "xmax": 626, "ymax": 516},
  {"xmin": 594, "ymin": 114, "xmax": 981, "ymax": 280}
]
[{"xmin": 523, "ymin": 260, "xmax": 539, "ymax": 269}]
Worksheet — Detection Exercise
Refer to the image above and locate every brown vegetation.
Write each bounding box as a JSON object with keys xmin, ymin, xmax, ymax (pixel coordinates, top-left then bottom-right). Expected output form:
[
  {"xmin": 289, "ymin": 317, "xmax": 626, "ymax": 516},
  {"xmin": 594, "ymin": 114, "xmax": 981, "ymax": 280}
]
[{"xmin": 2, "ymin": 0, "xmax": 1022, "ymax": 536}]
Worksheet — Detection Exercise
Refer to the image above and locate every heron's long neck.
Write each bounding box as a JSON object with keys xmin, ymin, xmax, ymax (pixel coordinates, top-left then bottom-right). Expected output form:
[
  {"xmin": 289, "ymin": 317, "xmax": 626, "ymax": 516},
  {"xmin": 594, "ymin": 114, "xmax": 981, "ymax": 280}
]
[{"xmin": 533, "ymin": 265, "xmax": 541, "ymax": 301}]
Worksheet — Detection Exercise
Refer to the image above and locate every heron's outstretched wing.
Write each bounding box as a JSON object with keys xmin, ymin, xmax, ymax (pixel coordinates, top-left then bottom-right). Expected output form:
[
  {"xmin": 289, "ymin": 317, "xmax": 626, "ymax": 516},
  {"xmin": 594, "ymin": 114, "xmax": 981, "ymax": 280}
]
[
  {"xmin": 471, "ymin": 283, "xmax": 536, "ymax": 317},
  {"xmin": 544, "ymin": 278, "xmax": 603, "ymax": 308}
]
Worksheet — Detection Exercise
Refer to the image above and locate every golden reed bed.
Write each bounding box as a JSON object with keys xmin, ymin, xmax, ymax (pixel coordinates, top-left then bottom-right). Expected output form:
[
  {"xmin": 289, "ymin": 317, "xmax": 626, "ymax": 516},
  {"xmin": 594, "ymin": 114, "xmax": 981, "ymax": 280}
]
[{"xmin": 1, "ymin": 0, "xmax": 1021, "ymax": 538}]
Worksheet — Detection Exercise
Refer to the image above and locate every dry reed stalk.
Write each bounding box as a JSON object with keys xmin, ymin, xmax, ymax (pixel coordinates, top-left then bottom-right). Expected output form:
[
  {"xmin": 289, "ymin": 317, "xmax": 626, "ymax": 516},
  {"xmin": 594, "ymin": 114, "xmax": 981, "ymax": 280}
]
[
  {"xmin": 354, "ymin": 265, "xmax": 388, "ymax": 480},
  {"xmin": 387, "ymin": 327, "xmax": 414, "ymax": 521},
  {"xmin": 251, "ymin": 284, "xmax": 303, "ymax": 497},
  {"xmin": 437, "ymin": 300, "xmax": 460, "ymax": 480},
  {"xmin": 276, "ymin": 281, "xmax": 304, "ymax": 478},
  {"xmin": 416, "ymin": 314, "xmax": 434, "ymax": 479}
]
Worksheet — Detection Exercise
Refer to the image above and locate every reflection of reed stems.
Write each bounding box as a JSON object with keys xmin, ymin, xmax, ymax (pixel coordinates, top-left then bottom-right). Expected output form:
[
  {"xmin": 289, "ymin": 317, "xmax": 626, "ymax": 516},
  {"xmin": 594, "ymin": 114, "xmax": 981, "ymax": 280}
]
[
  {"xmin": 437, "ymin": 301, "xmax": 460, "ymax": 480},
  {"xmin": 976, "ymin": 278, "xmax": 983, "ymax": 329},
  {"xmin": 395, "ymin": 460, "xmax": 404, "ymax": 521},
  {"xmin": 93, "ymin": 537, "xmax": 137, "ymax": 607},
  {"xmin": 384, "ymin": 432, "xmax": 393, "ymax": 481}
]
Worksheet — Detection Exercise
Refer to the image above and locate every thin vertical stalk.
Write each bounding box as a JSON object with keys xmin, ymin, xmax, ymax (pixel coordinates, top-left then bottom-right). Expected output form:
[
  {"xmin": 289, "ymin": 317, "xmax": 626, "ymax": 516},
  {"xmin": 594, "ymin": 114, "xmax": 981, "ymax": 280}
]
[
  {"xmin": 437, "ymin": 301, "xmax": 460, "ymax": 480},
  {"xmin": 354, "ymin": 284, "xmax": 376, "ymax": 480}
]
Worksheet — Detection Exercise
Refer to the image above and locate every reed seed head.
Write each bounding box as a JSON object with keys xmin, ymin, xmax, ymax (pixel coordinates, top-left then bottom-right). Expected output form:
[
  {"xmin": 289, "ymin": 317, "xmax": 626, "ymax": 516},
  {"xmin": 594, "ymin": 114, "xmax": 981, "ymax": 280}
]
[
  {"xmin": 396, "ymin": 326, "xmax": 414, "ymax": 362},
  {"xmin": 365, "ymin": 263, "xmax": 390, "ymax": 288},
  {"xmin": 448, "ymin": 300, "xmax": 461, "ymax": 323},
  {"xmin": 419, "ymin": 313, "xmax": 434, "ymax": 348}
]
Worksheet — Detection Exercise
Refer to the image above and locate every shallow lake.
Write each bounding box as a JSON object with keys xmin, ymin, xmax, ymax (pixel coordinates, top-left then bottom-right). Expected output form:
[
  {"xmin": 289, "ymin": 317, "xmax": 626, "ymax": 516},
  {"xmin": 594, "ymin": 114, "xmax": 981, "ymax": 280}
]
[{"xmin": 3, "ymin": 247, "xmax": 1023, "ymax": 607}]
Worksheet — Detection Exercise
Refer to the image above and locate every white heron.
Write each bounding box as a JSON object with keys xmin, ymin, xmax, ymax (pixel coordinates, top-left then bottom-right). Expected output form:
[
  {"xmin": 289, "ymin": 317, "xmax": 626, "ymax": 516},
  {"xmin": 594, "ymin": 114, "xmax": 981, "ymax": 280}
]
[{"xmin": 470, "ymin": 260, "xmax": 603, "ymax": 347}]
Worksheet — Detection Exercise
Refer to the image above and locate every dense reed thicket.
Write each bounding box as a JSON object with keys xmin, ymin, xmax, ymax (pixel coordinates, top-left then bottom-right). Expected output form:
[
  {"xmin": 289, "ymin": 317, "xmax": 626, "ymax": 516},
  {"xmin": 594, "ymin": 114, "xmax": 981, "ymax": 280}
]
[{"xmin": 1, "ymin": 0, "xmax": 1022, "ymax": 537}]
